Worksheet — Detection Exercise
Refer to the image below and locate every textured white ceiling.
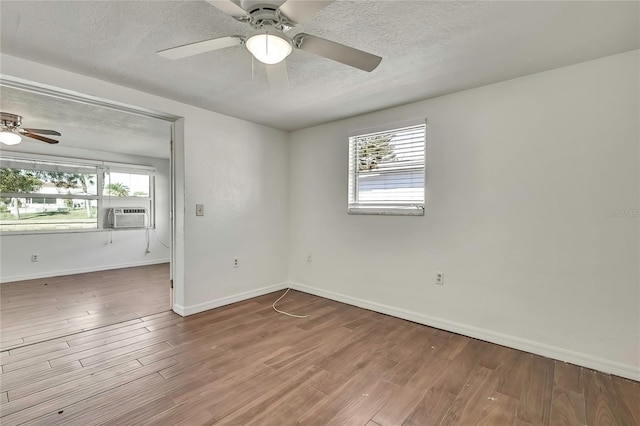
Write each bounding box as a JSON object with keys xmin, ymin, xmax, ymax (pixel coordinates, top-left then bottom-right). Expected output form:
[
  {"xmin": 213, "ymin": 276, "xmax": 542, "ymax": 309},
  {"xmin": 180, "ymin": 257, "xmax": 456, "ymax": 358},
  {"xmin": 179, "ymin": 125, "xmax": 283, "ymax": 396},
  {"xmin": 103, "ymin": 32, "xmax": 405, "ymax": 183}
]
[
  {"xmin": 0, "ymin": 86, "xmax": 172, "ymax": 159},
  {"xmin": 0, "ymin": 1, "xmax": 638, "ymax": 131}
]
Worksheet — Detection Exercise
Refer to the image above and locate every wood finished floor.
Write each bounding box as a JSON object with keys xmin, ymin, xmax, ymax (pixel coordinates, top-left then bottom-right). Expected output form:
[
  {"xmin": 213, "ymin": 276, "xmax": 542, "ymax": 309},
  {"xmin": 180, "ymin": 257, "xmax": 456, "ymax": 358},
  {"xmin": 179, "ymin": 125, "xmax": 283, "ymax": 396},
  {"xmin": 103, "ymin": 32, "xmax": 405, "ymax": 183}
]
[
  {"xmin": 1, "ymin": 264, "xmax": 170, "ymax": 351},
  {"xmin": 0, "ymin": 289, "xmax": 638, "ymax": 425}
]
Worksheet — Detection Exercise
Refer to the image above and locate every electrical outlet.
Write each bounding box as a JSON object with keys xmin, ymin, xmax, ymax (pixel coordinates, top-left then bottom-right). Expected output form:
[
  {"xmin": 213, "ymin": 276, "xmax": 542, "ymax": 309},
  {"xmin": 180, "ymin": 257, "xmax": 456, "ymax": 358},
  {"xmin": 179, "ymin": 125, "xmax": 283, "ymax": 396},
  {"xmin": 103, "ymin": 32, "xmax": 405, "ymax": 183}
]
[
  {"xmin": 31, "ymin": 254, "xmax": 39, "ymax": 262},
  {"xmin": 435, "ymin": 272, "xmax": 444, "ymax": 285},
  {"xmin": 233, "ymin": 257, "xmax": 239, "ymax": 268},
  {"xmin": 306, "ymin": 253, "xmax": 312, "ymax": 262}
]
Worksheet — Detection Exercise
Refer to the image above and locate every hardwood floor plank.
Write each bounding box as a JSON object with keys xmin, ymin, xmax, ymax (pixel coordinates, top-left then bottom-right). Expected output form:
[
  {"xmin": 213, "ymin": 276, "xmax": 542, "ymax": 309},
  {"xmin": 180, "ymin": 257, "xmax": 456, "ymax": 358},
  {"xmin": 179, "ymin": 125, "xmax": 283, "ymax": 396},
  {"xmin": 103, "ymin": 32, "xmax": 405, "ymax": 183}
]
[
  {"xmin": 0, "ymin": 361, "xmax": 82, "ymax": 395},
  {"xmin": 549, "ymin": 389, "xmax": 586, "ymax": 426},
  {"xmin": 0, "ymin": 360, "xmax": 50, "ymax": 380},
  {"xmin": 583, "ymin": 369, "xmax": 623, "ymax": 426},
  {"xmin": 5, "ymin": 341, "xmax": 70, "ymax": 360},
  {"xmin": 244, "ymin": 385, "xmax": 326, "ymax": 426},
  {"xmin": 477, "ymin": 342, "xmax": 518, "ymax": 371},
  {"xmin": 297, "ymin": 355, "xmax": 399, "ymax": 425},
  {"xmin": 440, "ymin": 366, "xmax": 498, "ymax": 425},
  {"xmin": 0, "ymin": 338, "xmax": 24, "ymax": 349},
  {"xmin": 435, "ymin": 333, "xmax": 471, "ymax": 360},
  {"xmin": 497, "ymin": 351, "xmax": 532, "ymax": 399},
  {"xmin": 554, "ymin": 361, "xmax": 583, "ymax": 394},
  {"xmin": 91, "ymin": 390, "xmax": 176, "ymax": 426},
  {"xmin": 516, "ymin": 354, "xmax": 554, "ymax": 425},
  {"xmin": 611, "ymin": 377, "xmax": 640, "ymax": 425},
  {"xmin": 402, "ymin": 387, "xmax": 456, "ymax": 426},
  {"xmin": 326, "ymin": 379, "xmax": 397, "ymax": 426},
  {"xmin": 436, "ymin": 339, "xmax": 484, "ymax": 395},
  {"xmin": 477, "ymin": 392, "xmax": 520, "ymax": 425},
  {"xmin": 97, "ymin": 395, "xmax": 176, "ymax": 426},
  {"xmin": 383, "ymin": 331, "xmax": 436, "ymax": 386},
  {"xmin": 65, "ymin": 318, "xmax": 159, "ymax": 347},
  {"xmin": 214, "ymin": 364, "xmax": 326, "ymax": 425},
  {"xmin": 549, "ymin": 361, "xmax": 585, "ymax": 426},
  {"xmin": 372, "ymin": 356, "xmax": 450, "ymax": 426},
  {"xmin": 308, "ymin": 368, "xmax": 353, "ymax": 396}
]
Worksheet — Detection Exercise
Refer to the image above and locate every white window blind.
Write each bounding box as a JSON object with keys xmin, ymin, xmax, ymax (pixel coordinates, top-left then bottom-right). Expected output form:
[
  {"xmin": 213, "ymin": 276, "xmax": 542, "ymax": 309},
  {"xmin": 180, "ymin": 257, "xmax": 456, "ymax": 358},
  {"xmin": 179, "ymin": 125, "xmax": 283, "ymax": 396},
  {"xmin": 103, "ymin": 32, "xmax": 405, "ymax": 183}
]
[
  {"xmin": 0, "ymin": 157, "xmax": 98, "ymax": 175},
  {"xmin": 348, "ymin": 122, "xmax": 426, "ymax": 215}
]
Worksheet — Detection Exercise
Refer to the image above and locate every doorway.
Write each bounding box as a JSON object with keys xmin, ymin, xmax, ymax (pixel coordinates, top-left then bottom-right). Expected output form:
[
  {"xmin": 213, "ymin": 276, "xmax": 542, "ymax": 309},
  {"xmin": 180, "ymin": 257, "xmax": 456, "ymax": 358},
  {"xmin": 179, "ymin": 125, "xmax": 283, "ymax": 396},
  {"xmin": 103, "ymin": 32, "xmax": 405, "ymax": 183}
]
[{"xmin": 0, "ymin": 77, "xmax": 181, "ymax": 350}]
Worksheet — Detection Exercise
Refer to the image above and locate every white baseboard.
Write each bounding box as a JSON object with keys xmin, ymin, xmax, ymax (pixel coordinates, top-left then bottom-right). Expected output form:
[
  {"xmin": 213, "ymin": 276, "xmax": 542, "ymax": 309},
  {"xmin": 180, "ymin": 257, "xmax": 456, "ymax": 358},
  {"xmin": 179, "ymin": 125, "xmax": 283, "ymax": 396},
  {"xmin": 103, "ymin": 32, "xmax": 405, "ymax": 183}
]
[
  {"xmin": 173, "ymin": 282, "xmax": 288, "ymax": 317},
  {"xmin": 288, "ymin": 281, "xmax": 640, "ymax": 382},
  {"xmin": 0, "ymin": 259, "xmax": 170, "ymax": 283}
]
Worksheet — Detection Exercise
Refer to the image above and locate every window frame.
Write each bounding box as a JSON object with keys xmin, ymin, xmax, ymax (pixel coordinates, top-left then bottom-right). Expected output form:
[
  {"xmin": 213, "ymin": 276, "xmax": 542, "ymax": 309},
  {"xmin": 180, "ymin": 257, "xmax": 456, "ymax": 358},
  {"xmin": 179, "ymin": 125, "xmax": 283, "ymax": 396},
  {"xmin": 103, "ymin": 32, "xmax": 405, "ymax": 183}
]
[
  {"xmin": 347, "ymin": 119, "xmax": 427, "ymax": 216},
  {"xmin": 0, "ymin": 153, "xmax": 156, "ymax": 235}
]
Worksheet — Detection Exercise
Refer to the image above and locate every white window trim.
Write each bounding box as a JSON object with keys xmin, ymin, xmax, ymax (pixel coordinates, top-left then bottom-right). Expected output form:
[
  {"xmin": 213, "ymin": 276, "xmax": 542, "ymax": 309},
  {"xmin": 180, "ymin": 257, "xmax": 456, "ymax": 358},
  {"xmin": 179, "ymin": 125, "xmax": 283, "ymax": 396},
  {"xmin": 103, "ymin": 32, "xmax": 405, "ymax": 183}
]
[
  {"xmin": 0, "ymin": 152, "xmax": 156, "ymax": 235},
  {"xmin": 348, "ymin": 119, "xmax": 427, "ymax": 216},
  {"xmin": 348, "ymin": 206, "xmax": 425, "ymax": 216}
]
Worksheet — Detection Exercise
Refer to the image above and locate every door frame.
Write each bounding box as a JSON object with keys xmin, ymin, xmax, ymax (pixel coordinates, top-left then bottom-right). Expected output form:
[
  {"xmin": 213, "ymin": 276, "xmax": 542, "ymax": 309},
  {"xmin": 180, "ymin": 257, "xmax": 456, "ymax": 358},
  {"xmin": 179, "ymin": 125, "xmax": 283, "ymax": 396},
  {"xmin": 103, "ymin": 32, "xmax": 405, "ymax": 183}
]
[{"xmin": 0, "ymin": 76, "xmax": 184, "ymax": 313}]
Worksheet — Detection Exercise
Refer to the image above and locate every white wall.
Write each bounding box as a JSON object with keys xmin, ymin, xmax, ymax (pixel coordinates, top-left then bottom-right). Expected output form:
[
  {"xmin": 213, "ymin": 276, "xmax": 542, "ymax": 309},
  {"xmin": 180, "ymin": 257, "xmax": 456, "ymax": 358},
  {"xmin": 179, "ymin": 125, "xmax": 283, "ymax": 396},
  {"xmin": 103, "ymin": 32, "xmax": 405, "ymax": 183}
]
[
  {"xmin": 0, "ymin": 54, "xmax": 290, "ymax": 312},
  {"xmin": 288, "ymin": 50, "xmax": 640, "ymax": 379},
  {"xmin": 0, "ymin": 144, "xmax": 171, "ymax": 282},
  {"xmin": 181, "ymin": 109, "xmax": 289, "ymax": 312}
]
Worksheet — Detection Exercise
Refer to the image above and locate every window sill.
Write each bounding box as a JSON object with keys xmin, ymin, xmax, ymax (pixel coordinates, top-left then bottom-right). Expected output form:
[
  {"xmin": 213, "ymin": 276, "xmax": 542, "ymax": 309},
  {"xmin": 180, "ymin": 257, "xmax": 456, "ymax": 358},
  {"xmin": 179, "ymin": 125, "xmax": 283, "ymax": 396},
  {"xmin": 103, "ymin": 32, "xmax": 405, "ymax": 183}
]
[
  {"xmin": 348, "ymin": 206, "xmax": 425, "ymax": 216},
  {"xmin": 0, "ymin": 227, "xmax": 154, "ymax": 236}
]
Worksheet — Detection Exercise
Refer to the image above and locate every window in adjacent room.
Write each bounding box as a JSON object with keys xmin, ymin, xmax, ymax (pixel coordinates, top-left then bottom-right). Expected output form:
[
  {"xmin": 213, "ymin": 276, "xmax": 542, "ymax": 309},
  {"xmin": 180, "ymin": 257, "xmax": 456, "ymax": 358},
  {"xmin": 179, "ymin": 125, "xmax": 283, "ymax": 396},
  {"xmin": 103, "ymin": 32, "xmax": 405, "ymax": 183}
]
[
  {"xmin": 0, "ymin": 154, "xmax": 155, "ymax": 233},
  {"xmin": 348, "ymin": 120, "xmax": 426, "ymax": 215}
]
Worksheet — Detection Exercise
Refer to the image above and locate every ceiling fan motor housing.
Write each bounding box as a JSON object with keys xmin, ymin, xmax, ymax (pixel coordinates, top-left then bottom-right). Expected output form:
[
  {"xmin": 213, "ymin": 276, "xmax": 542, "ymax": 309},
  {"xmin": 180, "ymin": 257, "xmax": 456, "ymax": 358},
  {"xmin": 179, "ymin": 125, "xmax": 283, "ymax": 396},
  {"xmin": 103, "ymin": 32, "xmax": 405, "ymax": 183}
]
[
  {"xmin": 243, "ymin": 3, "xmax": 292, "ymax": 30},
  {"xmin": 1, "ymin": 112, "xmax": 22, "ymax": 129}
]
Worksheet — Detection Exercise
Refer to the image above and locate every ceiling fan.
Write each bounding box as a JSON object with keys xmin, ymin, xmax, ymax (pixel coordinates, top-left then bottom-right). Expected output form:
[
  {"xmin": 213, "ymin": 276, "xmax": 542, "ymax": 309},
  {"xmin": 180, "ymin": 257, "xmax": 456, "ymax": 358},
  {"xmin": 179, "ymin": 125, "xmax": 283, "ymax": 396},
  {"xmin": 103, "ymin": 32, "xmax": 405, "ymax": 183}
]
[
  {"xmin": 0, "ymin": 113, "xmax": 61, "ymax": 145},
  {"xmin": 158, "ymin": 0, "xmax": 382, "ymax": 83}
]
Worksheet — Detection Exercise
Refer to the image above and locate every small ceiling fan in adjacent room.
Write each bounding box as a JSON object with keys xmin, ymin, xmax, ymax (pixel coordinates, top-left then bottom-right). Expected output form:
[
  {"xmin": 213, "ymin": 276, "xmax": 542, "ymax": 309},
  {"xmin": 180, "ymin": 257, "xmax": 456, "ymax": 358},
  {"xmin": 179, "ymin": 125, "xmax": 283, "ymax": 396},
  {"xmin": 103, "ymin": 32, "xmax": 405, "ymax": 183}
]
[
  {"xmin": 158, "ymin": 0, "xmax": 382, "ymax": 87},
  {"xmin": 0, "ymin": 112, "xmax": 61, "ymax": 145}
]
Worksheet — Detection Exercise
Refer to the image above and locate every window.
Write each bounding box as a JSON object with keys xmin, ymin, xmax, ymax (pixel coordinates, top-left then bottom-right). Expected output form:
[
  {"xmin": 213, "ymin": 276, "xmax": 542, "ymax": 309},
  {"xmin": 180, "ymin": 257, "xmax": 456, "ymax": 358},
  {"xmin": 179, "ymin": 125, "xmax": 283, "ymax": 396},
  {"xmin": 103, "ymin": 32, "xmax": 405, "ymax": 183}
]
[
  {"xmin": 0, "ymin": 154, "xmax": 155, "ymax": 233},
  {"xmin": 348, "ymin": 121, "xmax": 426, "ymax": 215}
]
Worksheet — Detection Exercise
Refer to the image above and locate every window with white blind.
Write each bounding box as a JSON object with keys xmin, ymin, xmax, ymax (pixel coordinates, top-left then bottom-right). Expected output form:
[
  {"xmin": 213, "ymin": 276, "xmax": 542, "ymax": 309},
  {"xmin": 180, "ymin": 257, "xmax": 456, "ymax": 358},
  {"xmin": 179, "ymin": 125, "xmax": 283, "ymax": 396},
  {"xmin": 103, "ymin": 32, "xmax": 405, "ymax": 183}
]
[
  {"xmin": 0, "ymin": 153, "xmax": 155, "ymax": 233},
  {"xmin": 348, "ymin": 121, "xmax": 426, "ymax": 215}
]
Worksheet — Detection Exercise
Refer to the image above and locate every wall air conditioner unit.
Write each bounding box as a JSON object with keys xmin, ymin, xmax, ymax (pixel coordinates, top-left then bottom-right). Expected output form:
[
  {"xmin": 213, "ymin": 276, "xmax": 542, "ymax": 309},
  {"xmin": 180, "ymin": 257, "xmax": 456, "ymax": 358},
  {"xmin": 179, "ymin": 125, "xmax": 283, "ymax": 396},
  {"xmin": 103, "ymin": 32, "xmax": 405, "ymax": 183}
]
[{"xmin": 109, "ymin": 207, "xmax": 147, "ymax": 229}]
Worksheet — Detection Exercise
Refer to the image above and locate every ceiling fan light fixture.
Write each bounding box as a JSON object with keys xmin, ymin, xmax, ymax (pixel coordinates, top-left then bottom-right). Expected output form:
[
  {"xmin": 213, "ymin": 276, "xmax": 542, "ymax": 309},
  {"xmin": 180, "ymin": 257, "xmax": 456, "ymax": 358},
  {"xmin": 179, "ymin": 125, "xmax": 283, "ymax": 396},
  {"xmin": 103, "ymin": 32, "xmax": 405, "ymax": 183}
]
[
  {"xmin": 0, "ymin": 130, "xmax": 21, "ymax": 145},
  {"xmin": 245, "ymin": 29, "xmax": 292, "ymax": 65}
]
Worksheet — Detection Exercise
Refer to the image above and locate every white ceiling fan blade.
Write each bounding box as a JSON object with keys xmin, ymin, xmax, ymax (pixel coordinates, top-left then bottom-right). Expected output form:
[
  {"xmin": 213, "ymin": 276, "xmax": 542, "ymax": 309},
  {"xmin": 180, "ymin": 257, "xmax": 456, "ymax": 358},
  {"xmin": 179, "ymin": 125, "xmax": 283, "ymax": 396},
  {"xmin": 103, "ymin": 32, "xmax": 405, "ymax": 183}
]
[
  {"xmin": 266, "ymin": 61, "xmax": 289, "ymax": 91},
  {"xmin": 205, "ymin": 0, "xmax": 249, "ymax": 19},
  {"xmin": 293, "ymin": 33, "xmax": 382, "ymax": 72},
  {"xmin": 158, "ymin": 36, "xmax": 244, "ymax": 60},
  {"xmin": 278, "ymin": 0, "xmax": 334, "ymax": 25},
  {"xmin": 20, "ymin": 128, "xmax": 61, "ymax": 136}
]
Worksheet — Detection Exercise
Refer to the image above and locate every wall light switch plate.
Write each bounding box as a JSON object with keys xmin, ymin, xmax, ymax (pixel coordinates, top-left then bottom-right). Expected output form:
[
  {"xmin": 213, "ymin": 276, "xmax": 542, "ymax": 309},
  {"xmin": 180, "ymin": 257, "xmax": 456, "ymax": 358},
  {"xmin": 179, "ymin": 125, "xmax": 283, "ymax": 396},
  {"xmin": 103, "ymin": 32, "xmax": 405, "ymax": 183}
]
[{"xmin": 196, "ymin": 204, "xmax": 204, "ymax": 216}]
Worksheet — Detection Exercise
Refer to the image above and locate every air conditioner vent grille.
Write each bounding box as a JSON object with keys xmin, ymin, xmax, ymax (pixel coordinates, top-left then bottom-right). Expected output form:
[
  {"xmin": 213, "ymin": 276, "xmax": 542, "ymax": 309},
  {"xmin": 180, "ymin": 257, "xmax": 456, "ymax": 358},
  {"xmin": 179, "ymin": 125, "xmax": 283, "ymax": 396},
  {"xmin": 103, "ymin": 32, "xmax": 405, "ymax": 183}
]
[
  {"xmin": 109, "ymin": 207, "xmax": 147, "ymax": 229},
  {"xmin": 120, "ymin": 208, "xmax": 146, "ymax": 214}
]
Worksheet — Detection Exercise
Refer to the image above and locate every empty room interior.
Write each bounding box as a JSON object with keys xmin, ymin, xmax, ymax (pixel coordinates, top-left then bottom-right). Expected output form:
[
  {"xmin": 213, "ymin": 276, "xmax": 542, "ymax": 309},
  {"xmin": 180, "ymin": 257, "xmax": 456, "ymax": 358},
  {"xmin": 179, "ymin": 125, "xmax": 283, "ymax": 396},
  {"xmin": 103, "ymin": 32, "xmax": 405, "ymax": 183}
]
[{"xmin": 0, "ymin": 1, "xmax": 638, "ymax": 425}]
